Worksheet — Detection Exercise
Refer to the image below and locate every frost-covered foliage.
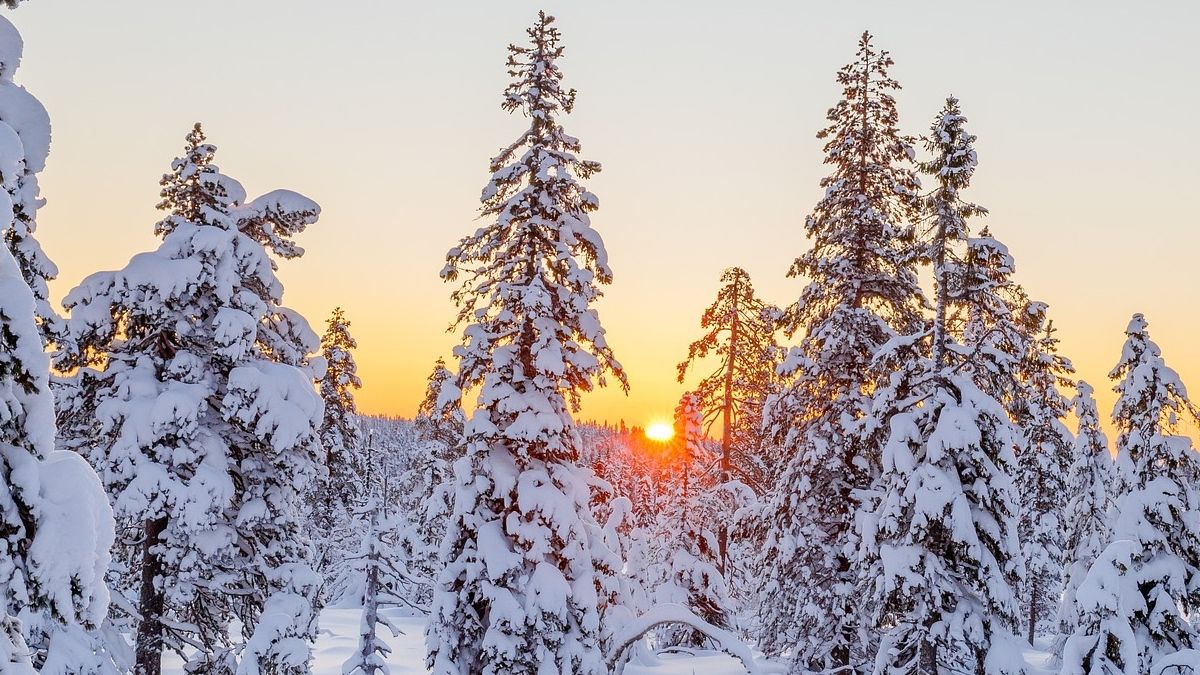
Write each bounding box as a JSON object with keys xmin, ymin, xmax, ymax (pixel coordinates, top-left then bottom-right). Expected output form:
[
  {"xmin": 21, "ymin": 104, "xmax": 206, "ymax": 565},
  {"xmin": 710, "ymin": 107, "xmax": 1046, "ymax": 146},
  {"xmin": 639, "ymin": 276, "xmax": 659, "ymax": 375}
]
[
  {"xmin": 341, "ymin": 502, "xmax": 421, "ymax": 675},
  {"xmin": 756, "ymin": 31, "xmax": 925, "ymax": 669},
  {"xmin": 1068, "ymin": 314, "xmax": 1200, "ymax": 674},
  {"xmin": 57, "ymin": 124, "xmax": 323, "ymax": 675},
  {"xmin": 318, "ymin": 307, "xmax": 364, "ymax": 507},
  {"xmin": 863, "ymin": 362, "xmax": 1026, "ymax": 675},
  {"xmin": 310, "ymin": 307, "xmax": 364, "ymax": 599},
  {"xmin": 924, "ymin": 127, "xmax": 1070, "ymax": 642},
  {"xmin": 917, "ymin": 97, "xmax": 986, "ymax": 370},
  {"xmin": 425, "ymin": 12, "xmax": 628, "ymax": 674},
  {"xmin": 0, "ymin": 15, "xmax": 61, "ymax": 347},
  {"xmin": 1013, "ymin": 308, "xmax": 1075, "ymax": 642},
  {"xmin": 944, "ymin": 230, "xmax": 1027, "ymax": 401},
  {"xmin": 0, "ymin": 17, "xmax": 117, "ymax": 675},
  {"xmin": 1058, "ymin": 380, "xmax": 1115, "ymax": 638},
  {"xmin": 0, "ymin": 231, "xmax": 116, "ymax": 675},
  {"xmin": 860, "ymin": 98, "xmax": 1024, "ymax": 675},
  {"xmin": 1061, "ymin": 540, "xmax": 1141, "ymax": 675},
  {"xmin": 397, "ymin": 360, "xmax": 464, "ymax": 609}
]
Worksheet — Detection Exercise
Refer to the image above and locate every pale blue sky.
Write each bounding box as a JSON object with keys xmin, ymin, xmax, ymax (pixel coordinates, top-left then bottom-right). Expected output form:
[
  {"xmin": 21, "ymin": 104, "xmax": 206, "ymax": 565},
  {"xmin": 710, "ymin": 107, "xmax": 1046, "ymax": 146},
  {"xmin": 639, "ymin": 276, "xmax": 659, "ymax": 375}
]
[{"xmin": 9, "ymin": 0, "xmax": 1200, "ymax": 426}]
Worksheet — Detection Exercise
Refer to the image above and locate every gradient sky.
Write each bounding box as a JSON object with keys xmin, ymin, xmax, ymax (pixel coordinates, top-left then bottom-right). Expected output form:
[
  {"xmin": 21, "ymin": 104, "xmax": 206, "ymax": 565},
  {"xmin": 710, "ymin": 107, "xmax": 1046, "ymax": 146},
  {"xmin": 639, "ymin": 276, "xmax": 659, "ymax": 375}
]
[{"xmin": 8, "ymin": 1, "xmax": 1200, "ymax": 433}]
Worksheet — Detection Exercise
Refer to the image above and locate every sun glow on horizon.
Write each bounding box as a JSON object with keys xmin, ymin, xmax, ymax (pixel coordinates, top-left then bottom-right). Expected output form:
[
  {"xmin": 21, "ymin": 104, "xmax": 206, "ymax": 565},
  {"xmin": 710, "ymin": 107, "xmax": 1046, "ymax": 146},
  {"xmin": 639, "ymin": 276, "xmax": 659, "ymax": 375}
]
[{"xmin": 644, "ymin": 421, "xmax": 674, "ymax": 443}]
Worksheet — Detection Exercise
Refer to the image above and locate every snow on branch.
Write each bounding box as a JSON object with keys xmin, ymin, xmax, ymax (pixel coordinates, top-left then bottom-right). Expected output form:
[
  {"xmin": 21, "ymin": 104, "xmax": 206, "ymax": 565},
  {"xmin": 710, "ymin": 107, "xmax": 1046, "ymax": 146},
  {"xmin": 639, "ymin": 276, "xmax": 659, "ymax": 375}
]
[{"xmin": 606, "ymin": 603, "xmax": 761, "ymax": 675}]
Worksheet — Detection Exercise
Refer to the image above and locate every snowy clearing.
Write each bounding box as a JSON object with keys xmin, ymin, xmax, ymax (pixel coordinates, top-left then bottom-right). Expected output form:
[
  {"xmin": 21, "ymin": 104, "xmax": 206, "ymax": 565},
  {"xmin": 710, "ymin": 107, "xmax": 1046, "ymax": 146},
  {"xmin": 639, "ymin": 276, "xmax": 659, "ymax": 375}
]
[{"xmin": 162, "ymin": 609, "xmax": 1064, "ymax": 675}]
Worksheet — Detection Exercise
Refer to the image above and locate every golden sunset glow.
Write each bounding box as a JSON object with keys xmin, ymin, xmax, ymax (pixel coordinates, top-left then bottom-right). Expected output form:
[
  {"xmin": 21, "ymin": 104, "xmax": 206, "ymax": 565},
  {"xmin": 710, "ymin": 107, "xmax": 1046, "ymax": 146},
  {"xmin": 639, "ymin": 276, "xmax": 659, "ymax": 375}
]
[
  {"xmin": 644, "ymin": 421, "xmax": 675, "ymax": 443},
  {"xmin": 11, "ymin": 3, "xmax": 1200, "ymax": 443}
]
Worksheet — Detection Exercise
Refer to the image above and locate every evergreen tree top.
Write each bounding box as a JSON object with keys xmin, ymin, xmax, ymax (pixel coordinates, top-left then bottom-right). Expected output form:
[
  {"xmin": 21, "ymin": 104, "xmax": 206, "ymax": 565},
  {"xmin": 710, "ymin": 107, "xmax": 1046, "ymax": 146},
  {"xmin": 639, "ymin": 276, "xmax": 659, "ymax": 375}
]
[
  {"xmin": 676, "ymin": 267, "xmax": 780, "ymax": 433},
  {"xmin": 320, "ymin": 306, "xmax": 361, "ymax": 411},
  {"xmin": 503, "ymin": 12, "xmax": 577, "ymax": 124},
  {"xmin": 920, "ymin": 96, "xmax": 987, "ymax": 238},
  {"xmin": 322, "ymin": 307, "xmax": 360, "ymax": 356},
  {"xmin": 785, "ymin": 31, "xmax": 925, "ymax": 337},
  {"xmin": 1110, "ymin": 313, "xmax": 1198, "ymax": 444},
  {"xmin": 441, "ymin": 10, "xmax": 625, "ymax": 419},
  {"xmin": 155, "ymin": 122, "xmax": 228, "ymax": 235}
]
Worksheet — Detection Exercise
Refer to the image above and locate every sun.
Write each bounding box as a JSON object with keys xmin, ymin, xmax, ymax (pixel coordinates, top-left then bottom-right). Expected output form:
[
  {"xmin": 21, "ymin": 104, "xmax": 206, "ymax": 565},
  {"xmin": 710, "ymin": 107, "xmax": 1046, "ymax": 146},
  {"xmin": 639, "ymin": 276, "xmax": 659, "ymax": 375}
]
[{"xmin": 645, "ymin": 421, "xmax": 675, "ymax": 443}]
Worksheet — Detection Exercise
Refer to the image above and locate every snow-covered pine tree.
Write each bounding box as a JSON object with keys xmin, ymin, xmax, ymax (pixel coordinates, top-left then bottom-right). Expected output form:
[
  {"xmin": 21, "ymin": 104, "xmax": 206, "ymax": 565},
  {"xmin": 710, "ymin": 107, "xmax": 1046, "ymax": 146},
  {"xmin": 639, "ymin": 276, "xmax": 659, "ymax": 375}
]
[
  {"xmin": 59, "ymin": 125, "xmax": 324, "ymax": 675},
  {"xmin": 1013, "ymin": 307, "xmax": 1075, "ymax": 643},
  {"xmin": 1078, "ymin": 313, "xmax": 1200, "ymax": 673},
  {"xmin": 0, "ymin": 17, "xmax": 120, "ymax": 675},
  {"xmin": 310, "ymin": 307, "xmax": 364, "ymax": 598},
  {"xmin": 399, "ymin": 359, "xmax": 465, "ymax": 608},
  {"xmin": 916, "ymin": 97, "xmax": 985, "ymax": 369},
  {"xmin": 414, "ymin": 358, "xmax": 464, "ymax": 451},
  {"xmin": 0, "ymin": 159, "xmax": 116, "ymax": 675},
  {"xmin": 317, "ymin": 307, "xmax": 363, "ymax": 508},
  {"xmin": 1060, "ymin": 540, "xmax": 1140, "ymax": 675},
  {"xmin": 341, "ymin": 500, "xmax": 421, "ymax": 675},
  {"xmin": 1057, "ymin": 380, "xmax": 1115, "ymax": 639},
  {"xmin": 676, "ymin": 267, "xmax": 780, "ymax": 587},
  {"xmin": 0, "ymin": 14, "xmax": 63, "ymax": 346},
  {"xmin": 861, "ymin": 97, "xmax": 1024, "ymax": 675},
  {"xmin": 756, "ymin": 31, "xmax": 926, "ymax": 669},
  {"xmin": 425, "ymin": 12, "xmax": 628, "ymax": 674}
]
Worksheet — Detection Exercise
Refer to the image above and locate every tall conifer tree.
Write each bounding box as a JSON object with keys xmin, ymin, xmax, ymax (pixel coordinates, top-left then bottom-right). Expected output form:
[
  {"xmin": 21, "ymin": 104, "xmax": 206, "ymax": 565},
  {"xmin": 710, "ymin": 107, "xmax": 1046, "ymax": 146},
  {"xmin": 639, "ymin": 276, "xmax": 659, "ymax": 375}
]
[
  {"xmin": 677, "ymin": 267, "xmax": 781, "ymax": 577},
  {"xmin": 677, "ymin": 267, "xmax": 782, "ymax": 496},
  {"xmin": 1064, "ymin": 315, "xmax": 1200, "ymax": 674},
  {"xmin": 1013, "ymin": 308, "xmax": 1075, "ymax": 642},
  {"xmin": 756, "ymin": 32, "xmax": 925, "ymax": 670},
  {"xmin": 60, "ymin": 126, "xmax": 324, "ymax": 675},
  {"xmin": 425, "ymin": 13, "xmax": 627, "ymax": 674},
  {"xmin": 861, "ymin": 97, "xmax": 1024, "ymax": 675},
  {"xmin": 1057, "ymin": 380, "xmax": 1114, "ymax": 638}
]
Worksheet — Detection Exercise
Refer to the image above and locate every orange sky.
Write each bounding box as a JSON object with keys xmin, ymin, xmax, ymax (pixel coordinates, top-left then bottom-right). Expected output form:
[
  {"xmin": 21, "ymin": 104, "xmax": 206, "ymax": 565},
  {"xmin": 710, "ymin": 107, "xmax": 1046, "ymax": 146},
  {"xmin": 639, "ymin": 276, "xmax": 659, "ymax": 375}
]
[{"xmin": 11, "ymin": 1, "xmax": 1200, "ymax": 435}]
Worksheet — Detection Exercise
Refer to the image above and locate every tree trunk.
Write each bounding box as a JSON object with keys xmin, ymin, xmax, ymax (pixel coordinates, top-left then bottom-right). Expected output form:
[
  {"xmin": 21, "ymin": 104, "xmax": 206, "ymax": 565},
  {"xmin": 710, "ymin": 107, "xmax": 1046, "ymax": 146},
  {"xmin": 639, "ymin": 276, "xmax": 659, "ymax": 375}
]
[
  {"xmin": 718, "ymin": 279, "xmax": 739, "ymax": 577},
  {"xmin": 1027, "ymin": 581, "xmax": 1039, "ymax": 645},
  {"xmin": 919, "ymin": 634, "xmax": 938, "ymax": 675},
  {"xmin": 135, "ymin": 516, "xmax": 168, "ymax": 675}
]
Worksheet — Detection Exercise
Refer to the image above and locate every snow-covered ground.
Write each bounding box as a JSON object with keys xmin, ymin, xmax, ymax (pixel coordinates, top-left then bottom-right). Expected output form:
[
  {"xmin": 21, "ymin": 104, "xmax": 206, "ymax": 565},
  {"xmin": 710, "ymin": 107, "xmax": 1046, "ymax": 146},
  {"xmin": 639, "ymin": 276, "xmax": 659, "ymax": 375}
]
[
  {"xmin": 163, "ymin": 608, "xmax": 1060, "ymax": 675},
  {"xmin": 160, "ymin": 607, "xmax": 780, "ymax": 674}
]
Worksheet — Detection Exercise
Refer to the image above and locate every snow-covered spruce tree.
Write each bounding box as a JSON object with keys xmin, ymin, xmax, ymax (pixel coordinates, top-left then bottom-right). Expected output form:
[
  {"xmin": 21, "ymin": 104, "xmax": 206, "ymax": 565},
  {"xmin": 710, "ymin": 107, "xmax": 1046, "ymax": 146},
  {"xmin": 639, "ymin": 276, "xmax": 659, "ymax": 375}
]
[
  {"xmin": 425, "ymin": 12, "xmax": 628, "ymax": 674},
  {"xmin": 0, "ymin": 206, "xmax": 115, "ymax": 675},
  {"xmin": 310, "ymin": 307, "xmax": 364, "ymax": 598},
  {"xmin": 1012, "ymin": 307, "xmax": 1075, "ymax": 643},
  {"xmin": 317, "ymin": 307, "xmax": 363, "ymax": 510},
  {"xmin": 0, "ymin": 17, "xmax": 119, "ymax": 675},
  {"xmin": 1058, "ymin": 380, "xmax": 1115, "ymax": 639},
  {"xmin": 916, "ymin": 97, "xmax": 985, "ymax": 369},
  {"xmin": 1074, "ymin": 313, "xmax": 1200, "ymax": 673},
  {"xmin": 398, "ymin": 359, "xmax": 465, "ymax": 608},
  {"xmin": 1060, "ymin": 540, "xmax": 1141, "ymax": 675},
  {"xmin": 59, "ymin": 124, "xmax": 323, "ymax": 675},
  {"xmin": 861, "ymin": 97, "xmax": 1024, "ymax": 675},
  {"xmin": 0, "ymin": 14, "xmax": 63, "ymax": 346},
  {"xmin": 342, "ymin": 500, "xmax": 421, "ymax": 675},
  {"xmin": 756, "ymin": 31, "xmax": 925, "ymax": 669}
]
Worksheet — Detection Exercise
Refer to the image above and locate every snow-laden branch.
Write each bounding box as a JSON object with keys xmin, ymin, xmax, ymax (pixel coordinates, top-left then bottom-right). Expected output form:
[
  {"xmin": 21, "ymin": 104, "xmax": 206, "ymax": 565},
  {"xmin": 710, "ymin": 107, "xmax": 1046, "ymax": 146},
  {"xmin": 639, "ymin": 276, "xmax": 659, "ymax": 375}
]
[
  {"xmin": 1153, "ymin": 650, "xmax": 1200, "ymax": 675},
  {"xmin": 607, "ymin": 603, "xmax": 761, "ymax": 675}
]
